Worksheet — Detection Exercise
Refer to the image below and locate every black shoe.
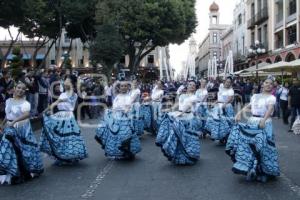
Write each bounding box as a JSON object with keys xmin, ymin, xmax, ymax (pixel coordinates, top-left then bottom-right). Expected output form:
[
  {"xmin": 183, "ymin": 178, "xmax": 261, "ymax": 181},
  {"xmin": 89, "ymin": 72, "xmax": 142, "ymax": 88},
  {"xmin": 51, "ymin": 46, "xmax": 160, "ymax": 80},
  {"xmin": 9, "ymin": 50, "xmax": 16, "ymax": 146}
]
[{"xmin": 288, "ymin": 129, "xmax": 293, "ymax": 133}]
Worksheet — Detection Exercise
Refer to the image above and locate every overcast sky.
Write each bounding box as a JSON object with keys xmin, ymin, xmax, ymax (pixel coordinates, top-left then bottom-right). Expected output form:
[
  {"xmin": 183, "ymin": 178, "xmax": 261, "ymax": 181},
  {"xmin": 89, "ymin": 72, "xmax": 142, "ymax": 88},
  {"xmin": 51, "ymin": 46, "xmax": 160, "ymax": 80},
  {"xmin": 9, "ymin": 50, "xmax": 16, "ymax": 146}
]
[
  {"xmin": 169, "ymin": 0, "xmax": 240, "ymax": 74},
  {"xmin": 0, "ymin": 0, "xmax": 240, "ymax": 74}
]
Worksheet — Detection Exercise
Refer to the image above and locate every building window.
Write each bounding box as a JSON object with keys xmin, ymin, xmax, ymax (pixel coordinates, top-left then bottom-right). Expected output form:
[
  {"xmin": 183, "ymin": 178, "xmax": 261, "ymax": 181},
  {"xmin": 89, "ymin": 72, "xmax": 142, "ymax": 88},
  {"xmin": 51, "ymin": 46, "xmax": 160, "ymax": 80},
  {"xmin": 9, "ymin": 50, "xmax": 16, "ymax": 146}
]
[
  {"xmin": 289, "ymin": 0, "xmax": 296, "ymax": 15},
  {"xmin": 242, "ymin": 36, "xmax": 245, "ymax": 55},
  {"xmin": 275, "ymin": 30, "xmax": 284, "ymax": 49},
  {"xmin": 251, "ymin": 32, "xmax": 255, "ymax": 45},
  {"xmin": 213, "ymin": 33, "xmax": 217, "ymax": 44},
  {"xmin": 64, "ymin": 33, "xmax": 71, "ymax": 43},
  {"xmin": 287, "ymin": 25, "xmax": 297, "ymax": 45},
  {"xmin": 147, "ymin": 55, "xmax": 154, "ymax": 64},
  {"xmin": 257, "ymin": 0, "xmax": 262, "ymax": 10},
  {"xmin": 276, "ymin": 0, "xmax": 283, "ymax": 23},
  {"xmin": 258, "ymin": 28, "xmax": 262, "ymax": 43},
  {"xmin": 212, "ymin": 16, "xmax": 217, "ymax": 24},
  {"xmin": 263, "ymin": 24, "xmax": 268, "ymax": 50},
  {"xmin": 251, "ymin": 3, "xmax": 255, "ymax": 18},
  {"xmin": 238, "ymin": 14, "xmax": 242, "ymax": 25},
  {"xmin": 51, "ymin": 60, "xmax": 55, "ymax": 65}
]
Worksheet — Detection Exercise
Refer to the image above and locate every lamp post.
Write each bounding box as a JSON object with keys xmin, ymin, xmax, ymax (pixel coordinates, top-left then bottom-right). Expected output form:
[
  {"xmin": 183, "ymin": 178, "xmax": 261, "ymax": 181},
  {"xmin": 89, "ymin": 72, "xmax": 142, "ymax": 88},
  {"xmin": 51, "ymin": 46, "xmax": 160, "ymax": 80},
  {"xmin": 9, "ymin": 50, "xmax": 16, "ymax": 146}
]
[
  {"xmin": 248, "ymin": 40, "xmax": 266, "ymax": 79},
  {"xmin": 61, "ymin": 51, "xmax": 70, "ymax": 68}
]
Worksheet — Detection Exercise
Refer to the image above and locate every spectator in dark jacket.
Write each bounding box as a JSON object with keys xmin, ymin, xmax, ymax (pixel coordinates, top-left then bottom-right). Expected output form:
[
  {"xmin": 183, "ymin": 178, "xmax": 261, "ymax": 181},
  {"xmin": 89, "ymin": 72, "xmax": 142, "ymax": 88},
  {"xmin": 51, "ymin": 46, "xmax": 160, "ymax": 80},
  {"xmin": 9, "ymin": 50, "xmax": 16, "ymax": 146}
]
[{"xmin": 288, "ymin": 79, "xmax": 300, "ymax": 132}]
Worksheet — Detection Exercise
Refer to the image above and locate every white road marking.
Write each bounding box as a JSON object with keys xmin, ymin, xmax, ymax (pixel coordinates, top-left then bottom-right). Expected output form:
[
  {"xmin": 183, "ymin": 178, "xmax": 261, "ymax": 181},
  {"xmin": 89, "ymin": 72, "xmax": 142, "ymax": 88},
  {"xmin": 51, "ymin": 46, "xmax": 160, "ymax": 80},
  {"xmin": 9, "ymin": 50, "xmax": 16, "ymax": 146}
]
[
  {"xmin": 281, "ymin": 172, "xmax": 300, "ymax": 198},
  {"xmin": 81, "ymin": 160, "xmax": 115, "ymax": 199}
]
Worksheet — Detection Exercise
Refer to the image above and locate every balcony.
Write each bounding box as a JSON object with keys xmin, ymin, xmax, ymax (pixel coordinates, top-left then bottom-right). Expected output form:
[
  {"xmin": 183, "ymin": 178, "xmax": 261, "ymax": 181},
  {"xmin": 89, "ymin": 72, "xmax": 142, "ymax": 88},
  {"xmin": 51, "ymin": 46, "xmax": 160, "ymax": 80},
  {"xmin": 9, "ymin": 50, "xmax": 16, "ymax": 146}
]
[
  {"xmin": 247, "ymin": 18, "xmax": 255, "ymax": 29},
  {"xmin": 255, "ymin": 7, "xmax": 269, "ymax": 25}
]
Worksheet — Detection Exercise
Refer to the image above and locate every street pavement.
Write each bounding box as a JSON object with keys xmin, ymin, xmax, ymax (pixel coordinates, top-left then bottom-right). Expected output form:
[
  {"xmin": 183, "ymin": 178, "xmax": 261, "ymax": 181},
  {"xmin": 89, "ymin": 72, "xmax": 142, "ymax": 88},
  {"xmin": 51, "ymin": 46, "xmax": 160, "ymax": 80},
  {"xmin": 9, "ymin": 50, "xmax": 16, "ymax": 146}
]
[{"xmin": 0, "ymin": 118, "xmax": 300, "ymax": 200}]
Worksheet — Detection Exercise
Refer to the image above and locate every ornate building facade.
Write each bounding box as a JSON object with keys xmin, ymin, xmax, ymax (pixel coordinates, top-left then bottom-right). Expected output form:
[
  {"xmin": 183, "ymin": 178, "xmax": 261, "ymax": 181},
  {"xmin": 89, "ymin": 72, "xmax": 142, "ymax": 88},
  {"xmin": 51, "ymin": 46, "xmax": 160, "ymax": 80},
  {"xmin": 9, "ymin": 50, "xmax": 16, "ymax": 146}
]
[{"xmin": 195, "ymin": 2, "xmax": 230, "ymax": 77}]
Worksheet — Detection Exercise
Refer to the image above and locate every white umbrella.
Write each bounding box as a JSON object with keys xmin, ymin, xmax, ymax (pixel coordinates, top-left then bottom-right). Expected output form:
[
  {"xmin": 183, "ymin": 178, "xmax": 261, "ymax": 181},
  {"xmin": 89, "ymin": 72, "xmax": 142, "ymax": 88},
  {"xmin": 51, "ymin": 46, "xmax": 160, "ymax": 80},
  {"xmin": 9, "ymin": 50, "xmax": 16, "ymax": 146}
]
[
  {"xmin": 289, "ymin": 59, "xmax": 300, "ymax": 67},
  {"xmin": 239, "ymin": 71, "xmax": 291, "ymax": 77},
  {"xmin": 257, "ymin": 61, "xmax": 292, "ymax": 72}
]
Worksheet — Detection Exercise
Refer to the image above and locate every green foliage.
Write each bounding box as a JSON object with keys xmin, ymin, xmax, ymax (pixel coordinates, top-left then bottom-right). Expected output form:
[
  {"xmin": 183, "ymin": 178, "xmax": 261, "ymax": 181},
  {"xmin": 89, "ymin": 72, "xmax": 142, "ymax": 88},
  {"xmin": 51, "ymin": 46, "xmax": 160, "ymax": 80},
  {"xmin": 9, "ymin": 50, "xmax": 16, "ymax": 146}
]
[
  {"xmin": 10, "ymin": 46, "xmax": 23, "ymax": 79},
  {"xmin": 0, "ymin": 0, "xmax": 25, "ymax": 28},
  {"xmin": 64, "ymin": 58, "xmax": 72, "ymax": 69},
  {"xmin": 90, "ymin": 24, "xmax": 124, "ymax": 77},
  {"xmin": 95, "ymin": 0, "xmax": 197, "ymax": 72}
]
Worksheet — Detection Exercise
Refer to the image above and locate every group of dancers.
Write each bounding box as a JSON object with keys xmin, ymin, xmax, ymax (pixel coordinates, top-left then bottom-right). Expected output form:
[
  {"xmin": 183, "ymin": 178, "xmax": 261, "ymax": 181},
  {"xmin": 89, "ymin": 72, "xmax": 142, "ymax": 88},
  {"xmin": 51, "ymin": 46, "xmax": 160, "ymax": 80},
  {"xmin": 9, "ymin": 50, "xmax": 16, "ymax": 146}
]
[{"xmin": 0, "ymin": 75, "xmax": 280, "ymax": 185}]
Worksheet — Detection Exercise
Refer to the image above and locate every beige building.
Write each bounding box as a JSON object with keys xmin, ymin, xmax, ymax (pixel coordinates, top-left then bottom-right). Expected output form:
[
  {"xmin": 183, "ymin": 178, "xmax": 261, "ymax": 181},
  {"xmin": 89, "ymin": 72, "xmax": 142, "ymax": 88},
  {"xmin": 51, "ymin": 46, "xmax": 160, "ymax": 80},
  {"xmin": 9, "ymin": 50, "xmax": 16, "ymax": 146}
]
[
  {"xmin": 0, "ymin": 28, "xmax": 90, "ymax": 69},
  {"xmin": 221, "ymin": 26, "xmax": 234, "ymax": 62},
  {"xmin": 48, "ymin": 28, "xmax": 90, "ymax": 68},
  {"xmin": 246, "ymin": 0, "xmax": 300, "ymax": 66},
  {"xmin": 195, "ymin": 2, "xmax": 230, "ymax": 77},
  {"xmin": 233, "ymin": 0, "xmax": 248, "ymax": 70},
  {"xmin": 0, "ymin": 40, "xmax": 47, "ymax": 68}
]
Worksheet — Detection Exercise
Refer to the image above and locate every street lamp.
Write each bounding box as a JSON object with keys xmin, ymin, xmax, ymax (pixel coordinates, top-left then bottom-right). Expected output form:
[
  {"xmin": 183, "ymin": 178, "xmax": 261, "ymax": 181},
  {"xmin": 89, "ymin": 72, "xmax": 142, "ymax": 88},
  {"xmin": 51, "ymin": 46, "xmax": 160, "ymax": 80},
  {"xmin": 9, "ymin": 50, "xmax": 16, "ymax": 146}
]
[
  {"xmin": 248, "ymin": 40, "xmax": 266, "ymax": 79},
  {"xmin": 61, "ymin": 51, "xmax": 70, "ymax": 68}
]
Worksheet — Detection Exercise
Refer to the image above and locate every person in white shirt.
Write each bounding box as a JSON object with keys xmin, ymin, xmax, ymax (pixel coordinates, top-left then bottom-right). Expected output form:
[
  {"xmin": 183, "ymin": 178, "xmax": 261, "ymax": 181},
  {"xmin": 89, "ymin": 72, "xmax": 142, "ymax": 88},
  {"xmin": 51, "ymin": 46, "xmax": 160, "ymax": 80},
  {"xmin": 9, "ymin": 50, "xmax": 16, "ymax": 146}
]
[
  {"xmin": 195, "ymin": 79, "xmax": 209, "ymax": 133},
  {"xmin": 278, "ymin": 82, "xmax": 290, "ymax": 124},
  {"xmin": 40, "ymin": 78, "xmax": 88, "ymax": 166},
  {"xmin": 151, "ymin": 80, "xmax": 164, "ymax": 133},
  {"xmin": 129, "ymin": 80, "xmax": 144, "ymax": 136},
  {"xmin": 205, "ymin": 77, "xmax": 235, "ymax": 143},
  {"xmin": 96, "ymin": 80, "xmax": 141, "ymax": 160},
  {"xmin": 156, "ymin": 80, "xmax": 201, "ymax": 165},
  {"xmin": 229, "ymin": 77, "xmax": 280, "ymax": 182},
  {"xmin": 0, "ymin": 82, "xmax": 43, "ymax": 185}
]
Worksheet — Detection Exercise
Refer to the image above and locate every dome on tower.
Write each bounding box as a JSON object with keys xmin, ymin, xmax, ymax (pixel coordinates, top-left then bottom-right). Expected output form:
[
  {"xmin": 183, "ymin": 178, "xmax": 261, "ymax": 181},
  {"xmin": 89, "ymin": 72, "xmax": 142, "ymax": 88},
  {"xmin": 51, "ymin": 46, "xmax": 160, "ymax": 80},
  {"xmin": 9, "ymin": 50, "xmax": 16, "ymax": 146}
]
[{"xmin": 209, "ymin": 1, "xmax": 219, "ymax": 12}]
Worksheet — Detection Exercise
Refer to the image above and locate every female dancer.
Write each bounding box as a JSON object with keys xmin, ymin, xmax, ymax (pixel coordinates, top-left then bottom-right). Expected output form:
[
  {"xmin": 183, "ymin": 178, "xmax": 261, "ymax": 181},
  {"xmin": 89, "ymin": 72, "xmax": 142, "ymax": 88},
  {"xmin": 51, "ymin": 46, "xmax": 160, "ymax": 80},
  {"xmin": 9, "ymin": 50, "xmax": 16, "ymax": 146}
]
[
  {"xmin": 205, "ymin": 77, "xmax": 235, "ymax": 143},
  {"xmin": 140, "ymin": 92, "xmax": 152, "ymax": 132},
  {"xmin": 40, "ymin": 78, "xmax": 88, "ymax": 165},
  {"xmin": 95, "ymin": 81, "xmax": 141, "ymax": 160},
  {"xmin": 195, "ymin": 78, "xmax": 208, "ymax": 136},
  {"xmin": 156, "ymin": 80, "xmax": 201, "ymax": 165},
  {"xmin": 226, "ymin": 77, "xmax": 280, "ymax": 182},
  {"xmin": 129, "ymin": 80, "xmax": 144, "ymax": 136},
  {"xmin": 0, "ymin": 82, "xmax": 43, "ymax": 184},
  {"xmin": 151, "ymin": 80, "xmax": 164, "ymax": 133}
]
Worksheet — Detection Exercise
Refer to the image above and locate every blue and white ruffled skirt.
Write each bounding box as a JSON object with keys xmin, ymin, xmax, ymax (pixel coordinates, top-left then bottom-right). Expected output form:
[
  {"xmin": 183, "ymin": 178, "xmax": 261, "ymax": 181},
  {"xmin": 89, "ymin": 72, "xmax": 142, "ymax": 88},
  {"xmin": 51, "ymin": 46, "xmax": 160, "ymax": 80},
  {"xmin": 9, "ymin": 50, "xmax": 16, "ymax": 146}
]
[
  {"xmin": 131, "ymin": 102, "xmax": 144, "ymax": 136},
  {"xmin": 0, "ymin": 121, "xmax": 43, "ymax": 183},
  {"xmin": 140, "ymin": 104, "xmax": 152, "ymax": 131},
  {"xmin": 205, "ymin": 104, "xmax": 235, "ymax": 141},
  {"xmin": 95, "ymin": 110, "xmax": 141, "ymax": 160},
  {"xmin": 226, "ymin": 117, "xmax": 280, "ymax": 181},
  {"xmin": 156, "ymin": 113, "xmax": 201, "ymax": 165},
  {"xmin": 40, "ymin": 112, "xmax": 88, "ymax": 163}
]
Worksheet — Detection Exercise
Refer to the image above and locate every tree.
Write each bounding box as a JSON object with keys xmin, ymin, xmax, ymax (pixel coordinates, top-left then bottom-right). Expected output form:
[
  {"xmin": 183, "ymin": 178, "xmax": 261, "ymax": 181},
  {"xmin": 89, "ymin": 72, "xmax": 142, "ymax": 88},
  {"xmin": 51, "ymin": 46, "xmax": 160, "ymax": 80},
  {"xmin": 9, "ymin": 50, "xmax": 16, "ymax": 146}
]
[
  {"xmin": 95, "ymin": 0, "xmax": 197, "ymax": 73},
  {"xmin": 21, "ymin": 0, "xmax": 97, "ymax": 68},
  {"xmin": 10, "ymin": 46, "xmax": 23, "ymax": 79},
  {"xmin": 89, "ymin": 24, "xmax": 124, "ymax": 78},
  {"xmin": 0, "ymin": 0, "xmax": 25, "ymax": 68}
]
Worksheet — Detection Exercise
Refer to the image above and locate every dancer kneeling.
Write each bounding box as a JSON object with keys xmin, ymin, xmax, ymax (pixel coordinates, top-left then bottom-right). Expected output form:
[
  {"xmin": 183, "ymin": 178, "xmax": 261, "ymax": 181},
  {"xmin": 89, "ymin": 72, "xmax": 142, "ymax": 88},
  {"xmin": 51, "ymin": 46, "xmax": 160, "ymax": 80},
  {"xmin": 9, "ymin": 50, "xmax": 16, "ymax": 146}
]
[
  {"xmin": 0, "ymin": 82, "xmax": 43, "ymax": 184},
  {"xmin": 95, "ymin": 81, "xmax": 141, "ymax": 160},
  {"xmin": 156, "ymin": 80, "xmax": 201, "ymax": 165},
  {"xmin": 205, "ymin": 77, "xmax": 235, "ymax": 143},
  {"xmin": 226, "ymin": 77, "xmax": 280, "ymax": 182},
  {"xmin": 40, "ymin": 78, "xmax": 88, "ymax": 165}
]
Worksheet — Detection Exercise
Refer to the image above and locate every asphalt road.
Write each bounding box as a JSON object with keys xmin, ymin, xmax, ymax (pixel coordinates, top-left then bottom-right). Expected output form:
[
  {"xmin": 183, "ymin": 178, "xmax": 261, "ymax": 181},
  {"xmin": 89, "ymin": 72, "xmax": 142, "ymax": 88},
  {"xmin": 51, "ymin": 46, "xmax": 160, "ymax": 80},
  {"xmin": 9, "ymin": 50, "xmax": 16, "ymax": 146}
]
[{"xmin": 0, "ymin": 118, "xmax": 300, "ymax": 200}]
